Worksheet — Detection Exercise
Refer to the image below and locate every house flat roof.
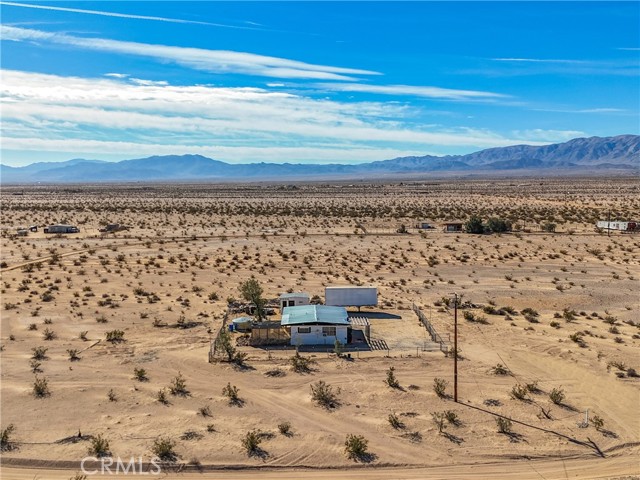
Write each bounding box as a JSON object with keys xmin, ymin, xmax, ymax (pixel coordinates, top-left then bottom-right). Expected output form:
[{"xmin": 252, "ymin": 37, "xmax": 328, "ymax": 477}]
[
  {"xmin": 279, "ymin": 292, "xmax": 310, "ymax": 299},
  {"xmin": 281, "ymin": 305, "xmax": 349, "ymax": 326}
]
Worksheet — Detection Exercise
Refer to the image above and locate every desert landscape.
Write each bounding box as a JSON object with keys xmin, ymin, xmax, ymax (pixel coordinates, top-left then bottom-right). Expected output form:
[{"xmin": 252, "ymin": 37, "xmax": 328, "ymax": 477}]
[{"xmin": 1, "ymin": 178, "xmax": 639, "ymax": 479}]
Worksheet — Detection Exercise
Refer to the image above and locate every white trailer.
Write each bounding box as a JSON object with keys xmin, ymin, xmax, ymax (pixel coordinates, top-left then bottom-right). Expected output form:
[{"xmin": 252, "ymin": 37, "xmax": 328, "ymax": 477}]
[
  {"xmin": 596, "ymin": 221, "xmax": 638, "ymax": 232},
  {"xmin": 325, "ymin": 286, "xmax": 377, "ymax": 308}
]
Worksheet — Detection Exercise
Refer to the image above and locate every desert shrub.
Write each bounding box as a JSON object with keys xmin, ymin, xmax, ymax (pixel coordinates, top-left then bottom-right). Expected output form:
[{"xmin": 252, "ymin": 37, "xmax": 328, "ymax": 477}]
[
  {"xmin": 549, "ymin": 387, "xmax": 565, "ymax": 405},
  {"xmin": 206, "ymin": 424, "xmax": 215, "ymax": 433},
  {"xmin": 510, "ymin": 384, "xmax": 528, "ymax": 401},
  {"xmin": 222, "ymin": 382, "xmax": 240, "ymax": 404},
  {"xmin": 344, "ymin": 434, "xmax": 369, "ymax": 461},
  {"xmin": 486, "ymin": 217, "xmax": 511, "ymax": 233},
  {"xmin": 105, "ymin": 330, "xmax": 125, "ymax": 343},
  {"xmin": 496, "ymin": 417, "xmax": 512, "ymax": 434},
  {"xmin": 591, "ymin": 415, "xmax": 605, "ymax": 430},
  {"xmin": 88, "ymin": 434, "xmax": 110, "ymax": 457},
  {"xmin": 310, "ymin": 380, "xmax": 339, "ymax": 408},
  {"xmin": 33, "ymin": 376, "xmax": 50, "ymax": 397},
  {"xmin": 42, "ymin": 328, "xmax": 56, "ymax": 341},
  {"xmin": 107, "ymin": 389, "xmax": 117, "ymax": 402},
  {"xmin": 334, "ymin": 339, "xmax": 343, "ymax": 356},
  {"xmin": 388, "ymin": 413, "xmax": 404, "ymax": 429},
  {"xmin": 133, "ymin": 368, "xmax": 148, "ymax": 381},
  {"xmin": 157, "ymin": 388, "xmax": 169, "ymax": 405},
  {"xmin": 198, "ymin": 405, "xmax": 212, "ymax": 417},
  {"xmin": 215, "ymin": 329, "xmax": 246, "ymax": 365},
  {"xmin": 241, "ymin": 430, "xmax": 262, "ymax": 456},
  {"xmin": 491, "ymin": 364, "xmax": 509, "ymax": 375},
  {"xmin": 277, "ymin": 421, "xmax": 292, "ymax": 436},
  {"xmin": 265, "ymin": 368, "xmax": 285, "ymax": 377},
  {"xmin": 521, "ymin": 308, "xmax": 538, "ymax": 317},
  {"xmin": 79, "ymin": 331, "xmax": 88, "ymax": 341},
  {"xmin": 525, "ymin": 381, "xmax": 540, "ymax": 393},
  {"xmin": 170, "ymin": 372, "xmax": 188, "ymax": 396},
  {"xmin": 569, "ymin": 332, "xmax": 586, "ymax": 347},
  {"xmin": 1, "ymin": 424, "xmax": 16, "ymax": 451},
  {"xmin": 385, "ymin": 366, "xmax": 400, "ymax": 388},
  {"xmin": 67, "ymin": 349, "xmax": 81, "ymax": 361},
  {"xmin": 28, "ymin": 323, "xmax": 38, "ymax": 331},
  {"xmin": 290, "ymin": 351, "xmax": 312, "ymax": 373},
  {"xmin": 433, "ymin": 378, "xmax": 448, "ymax": 398},
  {"xmin": 465, "ymin": 216, "xmax": 484, "ymax": 234},
  {"xmin": 444, "ymin": 410, "xmax": 459, "ymax": 425},
  {"xmin": 151, "ymin": 437, "xmax": 177, "ymax": 461},
  {"xmin": 431, "ymin": 412, "xmax": 447, "ymax": 434},
  {"xmin": 29, "ymin": 360, "xmax": 42, "ymax": 373},
  {"xmin": 550, "ymin": 321, "xmax": 561, "ymax": 328},
  {"xmin": 31, "ymin": 346, "xmax": 48, "ymax": 360}
]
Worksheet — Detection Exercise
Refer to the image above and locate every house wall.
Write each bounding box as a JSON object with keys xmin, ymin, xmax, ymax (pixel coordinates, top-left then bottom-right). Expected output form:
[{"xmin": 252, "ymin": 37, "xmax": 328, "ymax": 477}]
[
  {"xmin": 280, "ymin": 296, "xmax": 310, "ymax": 310},
  {"xmin": 290, "ymin": 325, "xmax": 347, "ymax": 346}
]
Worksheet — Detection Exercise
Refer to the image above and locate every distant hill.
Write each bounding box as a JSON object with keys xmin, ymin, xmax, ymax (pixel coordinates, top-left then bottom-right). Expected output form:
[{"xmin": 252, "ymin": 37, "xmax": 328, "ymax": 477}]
[{"xmin": 1, "ymin": 135, "xmax": 638, "ymax": 183}]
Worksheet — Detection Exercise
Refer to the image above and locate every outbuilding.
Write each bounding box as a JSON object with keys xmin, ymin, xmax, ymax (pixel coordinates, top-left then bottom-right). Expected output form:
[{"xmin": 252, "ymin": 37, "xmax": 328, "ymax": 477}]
[
  {"xmin": 443, "ymin": 222, "xmax": 464, "ymax": 233},
  {"xmin": 279, "ymin": 292, "xmax": 310, "ymax": 310},
  {"xmin": 281, "ymin": 305, "xmax": 349, "ymax": 346}
]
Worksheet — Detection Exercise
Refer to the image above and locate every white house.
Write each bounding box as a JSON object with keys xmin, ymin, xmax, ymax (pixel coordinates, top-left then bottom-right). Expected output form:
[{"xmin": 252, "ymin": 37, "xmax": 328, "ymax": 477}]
[
  {"xmin": 281, "ymin": 305, "xmax": 349, "ymax": 346},
  {"xmin": 279, "ymin": 292, "xmax": 310, "ymax": 310}
]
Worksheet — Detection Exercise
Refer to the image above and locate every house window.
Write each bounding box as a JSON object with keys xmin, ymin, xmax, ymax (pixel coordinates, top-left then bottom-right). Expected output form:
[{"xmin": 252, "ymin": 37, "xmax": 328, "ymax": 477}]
[
  {"xmin": 298, "ymin": 327, "xmax": 311, "ymax": 334},
  {"xmin": 322, "ymin": 326, "xmax": 336, "ymax": 336}
]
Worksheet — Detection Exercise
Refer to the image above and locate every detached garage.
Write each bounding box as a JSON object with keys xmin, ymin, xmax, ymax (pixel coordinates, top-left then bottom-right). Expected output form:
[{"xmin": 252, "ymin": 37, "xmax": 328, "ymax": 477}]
[{"xmin": 281, "ymin": 305, "xmax": 349, "ymax": 346}]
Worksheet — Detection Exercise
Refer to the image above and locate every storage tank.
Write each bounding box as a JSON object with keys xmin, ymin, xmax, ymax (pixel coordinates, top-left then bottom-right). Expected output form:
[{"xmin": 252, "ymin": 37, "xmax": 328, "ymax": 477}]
[{"xmin": 325, "ymin": 286, "xmax": 377, "ymax": 308}]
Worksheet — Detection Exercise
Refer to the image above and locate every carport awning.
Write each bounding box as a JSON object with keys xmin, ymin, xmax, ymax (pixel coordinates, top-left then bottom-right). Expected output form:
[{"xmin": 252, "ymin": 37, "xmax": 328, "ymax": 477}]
[{"xmin": 349, "ymin": 317, "xmax": 370, "ymax": 326}]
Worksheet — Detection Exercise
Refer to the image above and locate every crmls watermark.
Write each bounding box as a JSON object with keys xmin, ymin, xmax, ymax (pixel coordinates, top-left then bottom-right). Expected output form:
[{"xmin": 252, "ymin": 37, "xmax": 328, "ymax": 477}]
[{"xmin": 81, "ymin": 456, "xmax": 162, "ymax": 475}]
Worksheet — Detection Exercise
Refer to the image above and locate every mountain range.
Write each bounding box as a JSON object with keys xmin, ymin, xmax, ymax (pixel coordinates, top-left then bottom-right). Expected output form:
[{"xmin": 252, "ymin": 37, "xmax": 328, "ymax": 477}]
[{"xmin": 1, "ymin": 135, "xmax": 638, "ymax": 183}]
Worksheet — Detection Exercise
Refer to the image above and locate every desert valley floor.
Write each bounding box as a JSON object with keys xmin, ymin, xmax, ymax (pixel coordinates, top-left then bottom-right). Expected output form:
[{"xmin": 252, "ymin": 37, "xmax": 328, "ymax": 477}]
[{"xmin": 0, "ymin": 178, "xmax": 639, "ymax": 479}]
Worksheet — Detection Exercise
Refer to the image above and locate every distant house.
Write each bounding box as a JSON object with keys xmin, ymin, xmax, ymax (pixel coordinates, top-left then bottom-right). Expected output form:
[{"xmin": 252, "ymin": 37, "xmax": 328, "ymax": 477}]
[
  {"xmin": 281, "ymin": 305, "xmax": 349, "ymax": 346},
  {"xmin": 278, "ymin": 292, "xmax": 310, "ymax": 310},
  {"xmin": 443, "ymin": 222, "xmax": 464, "ymax": 233},
  {"xmin": 44, "ymin": 224, "xmax": 79, "ymax": 234},
  {"xmin": 596, "ymin": 220, "xmax": 638, "ymax": 232},
  {"xmin": 416, "ymin": 221, "xmax": 434, "ymax": 230}
]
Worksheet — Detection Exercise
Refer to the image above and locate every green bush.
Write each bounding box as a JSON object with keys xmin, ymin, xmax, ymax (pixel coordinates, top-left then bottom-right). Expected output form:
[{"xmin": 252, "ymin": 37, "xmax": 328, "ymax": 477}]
[{"xmin": 344, "ymin": 434, "xmax": 369, "ymax": 461}]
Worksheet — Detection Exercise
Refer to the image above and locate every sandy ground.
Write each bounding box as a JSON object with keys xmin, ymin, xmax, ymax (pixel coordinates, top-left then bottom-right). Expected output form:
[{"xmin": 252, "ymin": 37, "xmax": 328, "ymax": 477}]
[{"xmin": 1, "ymin": 179, "xmax": 639, "ymax": 478}]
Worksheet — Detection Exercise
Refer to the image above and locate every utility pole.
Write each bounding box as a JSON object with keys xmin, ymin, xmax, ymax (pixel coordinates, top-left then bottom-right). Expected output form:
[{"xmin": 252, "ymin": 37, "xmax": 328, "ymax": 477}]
[{"xmin": 452, "ymin": 292, "xmax": 459, "ymax": 403}]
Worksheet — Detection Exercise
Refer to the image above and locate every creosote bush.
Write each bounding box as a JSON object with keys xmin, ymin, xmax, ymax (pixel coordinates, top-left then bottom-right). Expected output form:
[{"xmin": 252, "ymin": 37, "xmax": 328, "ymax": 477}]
[
  {"xmin": 496, "ymin": 417, "xmax": 512, "ymax": 434},
  {"xmin": 222, "ymin": 382, "xmax": 241, "ymax": 404},
  {"xmin": 290, "ymin": 351, "xmax": 312, "ymax": 373},
  {"xmin": 170, "ymin": 372, "xmax": 188, "ymax": 396},
  {"xmin": 88, "ymin": 434, "xmax": 110, "ymax": 457},
  {"xmin": 385, "ymin": 366, "xmax": 400, "ymax": 388},
  {"xmin": 433, "ymin": 378, "xmax": 448, "ymax": 398},
  {"xmin": 151, "ymin": 436, "xmax": 177, "ymax": 461},
  {"xmin": 310, "ymin": 380, "xmax": 340, "ymax": 409},
  {"xmin": 277, "ymin": 421, "xmax": 292, "ymax": 436},
  {"xmin": 1, "ymin": 424, "xmax": 16, "ymax": 452},
  {"xmin": 241, "ymin": 430, "xmax": 262, "ymax": 456},
  {"xmin": 344, "ymin": 434, "xmax": 370, "ymax": 461},
  {"xmin": 549, "ymin": 387, "xmax": 565, "ymax": 405},
  {"xmin": 33, "ymin": 376, "xmax": 50, "ymax": 397},
  {"xmin": 510, "ymin": 384, "xmax": 528, "ymax": 401},
  {"xmin": 388, "ymin": 413, "xmax": 404, "ymax": 430},
  {"xmin": 133, "ymin": 367, "xmax": 148, "ymax": 381}
]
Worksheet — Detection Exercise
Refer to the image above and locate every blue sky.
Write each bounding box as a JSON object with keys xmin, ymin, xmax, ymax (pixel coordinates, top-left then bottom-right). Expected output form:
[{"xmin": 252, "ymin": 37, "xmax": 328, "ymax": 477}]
[{"xmin": 1, "ymin": 1, "xmax": 638, "ymax": 166}]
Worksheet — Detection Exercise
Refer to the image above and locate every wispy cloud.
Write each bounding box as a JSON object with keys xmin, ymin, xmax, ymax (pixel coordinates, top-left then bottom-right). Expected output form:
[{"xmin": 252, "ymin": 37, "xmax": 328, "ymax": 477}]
[
  {"xmin": 533, "ymin": 107, "xmax": 631, "ymax": 115},
  {"xmin": 1, "ymin": 26, "xmax": 380, "ymax": 80},
  {"xmin": 316, "ymin": 82, "xmax": 508, "ymax": 101},
  {"xmin": 493, "ymin": 57, "xmax": 588, "ymax": 65},
  {"xmin": 1, "ymin": 70, "xmax": 546, "ymax": 164},
  {"xmin": 487, "ymin": 57, "xmax": 639, "ymax": 77},
  {"xmin": 617, "ymin": 47, "xmax": 640, "ymax": 51},
  {"xmin": 0, "ymin": 1, "xmax": 263, "ymax": 30},
  {"xmin": 511, "ymin": 129, "xmax": 585, "ymax": 143}
]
